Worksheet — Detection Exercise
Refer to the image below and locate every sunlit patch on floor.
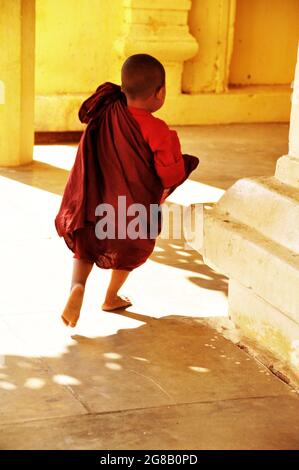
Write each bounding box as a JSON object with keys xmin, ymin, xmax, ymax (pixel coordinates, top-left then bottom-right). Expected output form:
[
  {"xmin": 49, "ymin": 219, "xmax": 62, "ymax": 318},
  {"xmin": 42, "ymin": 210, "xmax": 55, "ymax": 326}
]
[
  {"xmin": 103, "ymin": 352, "xmax": 122, "ymax": 360},
  {"xmin": 105, "ymin": 362, "xmax": 122, "ymax": 371},
  {"xmin": 189, "ymin": 366, "xmax": 210, "ymax": 373},
  {"xmin": 53, "ymin": 374, "xmax": 81, "ymax": 386},
  {"xmin": 24, "ymin": 378, "xmax": 46, "ymax": 389}
]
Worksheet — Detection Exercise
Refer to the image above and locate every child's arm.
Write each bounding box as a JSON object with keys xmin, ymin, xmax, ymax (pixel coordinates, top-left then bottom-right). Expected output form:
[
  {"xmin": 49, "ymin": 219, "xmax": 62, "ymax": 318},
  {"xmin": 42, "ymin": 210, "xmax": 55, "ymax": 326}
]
[{"xmin": 148, "ymin": 119, "xmax": 186, "ymax": 188}]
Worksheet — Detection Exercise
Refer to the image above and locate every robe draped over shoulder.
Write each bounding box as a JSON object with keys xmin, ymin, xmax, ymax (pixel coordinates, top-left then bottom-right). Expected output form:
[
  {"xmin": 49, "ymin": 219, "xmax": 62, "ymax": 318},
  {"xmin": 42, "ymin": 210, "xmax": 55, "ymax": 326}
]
[{"xmin": 55, "ymin": 82, "xmax": 199, "ymax": 270}]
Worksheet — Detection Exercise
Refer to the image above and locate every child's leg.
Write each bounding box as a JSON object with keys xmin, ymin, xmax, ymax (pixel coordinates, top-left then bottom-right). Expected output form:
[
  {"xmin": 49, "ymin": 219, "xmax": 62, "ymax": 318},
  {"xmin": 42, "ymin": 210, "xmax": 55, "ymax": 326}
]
[
  {"xmin": 102, "ymin": 269, "xmax": 132, "ymax": 311},
  {"xmin": 62, "ymin": 259, "xmax": 93, "ymax": 327},
  {"xmin": 71, "ymin": 258, "xmax": 94, "ymax": 289}
]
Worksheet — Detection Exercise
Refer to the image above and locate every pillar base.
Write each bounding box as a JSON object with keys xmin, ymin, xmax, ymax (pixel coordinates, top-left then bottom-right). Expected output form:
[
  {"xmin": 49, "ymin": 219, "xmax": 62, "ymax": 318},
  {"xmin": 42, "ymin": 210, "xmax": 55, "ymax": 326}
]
[
  {"xmin": 275, "ymin": 155, "xmax": 299, "ymax": 188},
  {"xmin": 229, "ymin": 280, "xmax": 299, "ymax": 382},
  {"xmin": 199, "ymin": 176, "xmax": 299, "ymax": 383}
]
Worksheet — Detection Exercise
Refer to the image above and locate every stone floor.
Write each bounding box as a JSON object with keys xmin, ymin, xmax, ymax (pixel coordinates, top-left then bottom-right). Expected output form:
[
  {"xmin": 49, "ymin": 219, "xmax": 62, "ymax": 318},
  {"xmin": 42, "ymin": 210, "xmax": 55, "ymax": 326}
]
[{"xmin": 1, "ymin": 123, "xmax": 299, "ymax": 450}]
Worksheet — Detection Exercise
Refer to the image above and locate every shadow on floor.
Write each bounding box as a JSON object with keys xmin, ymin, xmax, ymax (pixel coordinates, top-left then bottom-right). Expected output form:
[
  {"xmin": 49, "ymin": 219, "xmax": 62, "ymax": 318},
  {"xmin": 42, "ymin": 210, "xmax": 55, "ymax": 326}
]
[
  {"xmin": 1, "ymin": 309, "xmax": 298, "ymax": 450},
  {"xmin": 0, "ymin": 162, "xmax": 69, "ymax": 196},
  {"xmin": 152, "ymin": 235, "xmax": 228, "ymax": 295},
  {"xmin": 0, "ymin": 312, "xmax": 230, "ymax": 426}
]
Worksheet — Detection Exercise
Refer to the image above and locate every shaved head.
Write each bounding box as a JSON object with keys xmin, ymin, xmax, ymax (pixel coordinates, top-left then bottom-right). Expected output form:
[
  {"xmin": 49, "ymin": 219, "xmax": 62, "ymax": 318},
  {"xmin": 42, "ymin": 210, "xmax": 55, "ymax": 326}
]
[{"xmin": 121, "ymin": 54, "xmax": 165, "ymax": 100}]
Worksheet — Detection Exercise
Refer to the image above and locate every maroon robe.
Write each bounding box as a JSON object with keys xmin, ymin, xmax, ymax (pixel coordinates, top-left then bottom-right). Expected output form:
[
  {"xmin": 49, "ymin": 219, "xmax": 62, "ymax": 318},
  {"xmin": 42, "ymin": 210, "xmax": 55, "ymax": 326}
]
[{"xmin": 55, "ymin": 82, "xmax": 199, "ymax": 270}]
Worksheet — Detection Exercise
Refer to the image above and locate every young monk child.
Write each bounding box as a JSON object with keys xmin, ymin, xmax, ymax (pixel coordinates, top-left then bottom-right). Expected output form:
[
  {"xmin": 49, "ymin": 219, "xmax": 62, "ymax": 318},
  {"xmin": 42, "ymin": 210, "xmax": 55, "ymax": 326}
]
[{"xmin": 55, "ymin": 53, "xmax": 199, "ymax": 327}]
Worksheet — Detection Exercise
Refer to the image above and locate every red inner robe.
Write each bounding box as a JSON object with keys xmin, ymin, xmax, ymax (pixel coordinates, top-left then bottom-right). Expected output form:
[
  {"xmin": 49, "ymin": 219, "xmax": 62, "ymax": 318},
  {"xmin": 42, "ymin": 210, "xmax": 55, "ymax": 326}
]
[{"xmin": 55, "ymin": 82, "xmax": 199, "ymax": 271}]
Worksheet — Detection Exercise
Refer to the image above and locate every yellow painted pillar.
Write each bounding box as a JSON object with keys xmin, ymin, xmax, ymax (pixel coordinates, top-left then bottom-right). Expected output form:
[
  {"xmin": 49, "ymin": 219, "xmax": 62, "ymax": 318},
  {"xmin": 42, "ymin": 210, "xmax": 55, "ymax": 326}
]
[
  {"xmin": 183, "ymin": 0, "xmax": 236, "ymax": 93},
  {"xmin": 115, "ymin": 0, "xmax": 198, "ymax": 95},
  {"xmin": 0, "ymin": 0, "xmax": 35, "ymax": 167},
  {"xmin": 275, "ymin": 44, "xmax": 299, "ymax": 186}
]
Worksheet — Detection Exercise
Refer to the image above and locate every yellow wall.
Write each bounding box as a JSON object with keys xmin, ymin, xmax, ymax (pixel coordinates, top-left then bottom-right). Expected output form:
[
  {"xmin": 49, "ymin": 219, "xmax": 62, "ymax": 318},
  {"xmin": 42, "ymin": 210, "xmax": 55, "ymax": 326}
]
[
  {"xmin": 33, "ymin": 0, "xmax": 299, "ymax": 129},
  {"xmin": 230, "ymin": 0, "xmax": 299, "ymax": 85},
  {"xmin": 1, "ymin": 1, "xmax": 297, "ymax": 167},
  {"xmin": 35, "ymin": 0, "xmax": 124, "ymax": 95}
]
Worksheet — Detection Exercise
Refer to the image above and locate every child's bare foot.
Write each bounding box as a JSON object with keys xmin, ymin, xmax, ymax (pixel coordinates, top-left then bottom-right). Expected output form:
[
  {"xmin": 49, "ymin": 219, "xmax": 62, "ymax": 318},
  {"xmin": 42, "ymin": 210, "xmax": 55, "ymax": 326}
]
[
  {"xmin": 102, "ymin": 295, "xmax": 132, "ymax": 312},
  {"xmin": 61, "ymin": 284, "xmax": 85, "ymax": 327}
]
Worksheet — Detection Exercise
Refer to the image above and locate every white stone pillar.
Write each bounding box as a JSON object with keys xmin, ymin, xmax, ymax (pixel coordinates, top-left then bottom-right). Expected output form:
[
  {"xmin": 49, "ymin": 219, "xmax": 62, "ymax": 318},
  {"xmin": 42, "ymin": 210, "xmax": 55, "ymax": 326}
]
[
  {"xmin": 186, "ymin": 44, "xmax": 299, "ymax": 384},
  {"xmin": 276, "ymin": 44, "xmax": 299, "ymax": 187}
]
